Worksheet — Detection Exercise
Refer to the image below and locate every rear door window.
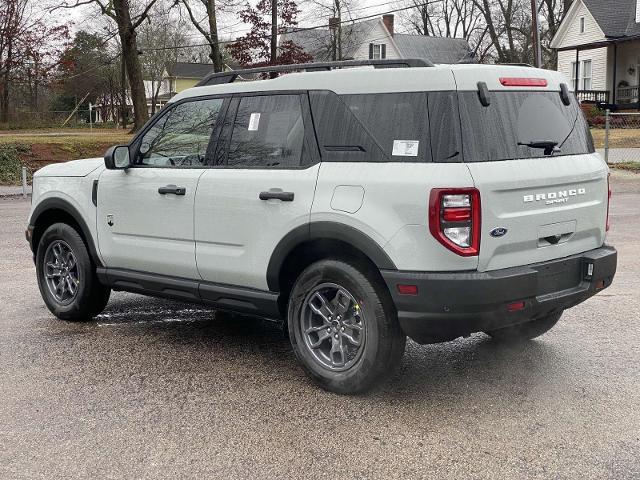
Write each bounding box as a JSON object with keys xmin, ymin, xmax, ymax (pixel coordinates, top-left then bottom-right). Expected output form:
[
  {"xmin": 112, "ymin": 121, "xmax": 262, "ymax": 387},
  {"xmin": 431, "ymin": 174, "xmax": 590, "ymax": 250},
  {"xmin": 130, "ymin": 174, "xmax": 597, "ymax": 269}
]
[
  {"xmin": 227, "ymin": 94, "xmax": 305, "ymax": 168},
  {"xmin": 458, "ymin": 90, "xmax": 594, "ymax": 162}
]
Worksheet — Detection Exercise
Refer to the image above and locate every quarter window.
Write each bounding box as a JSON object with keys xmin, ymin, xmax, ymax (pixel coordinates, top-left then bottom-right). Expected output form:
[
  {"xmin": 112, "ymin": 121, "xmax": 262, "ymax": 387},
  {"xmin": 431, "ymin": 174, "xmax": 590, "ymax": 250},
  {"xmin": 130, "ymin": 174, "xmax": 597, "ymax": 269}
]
[
  {"xmin": 227, "ymin": 95, "xmax": 305, "ymax": 168},
  {"xmin": 137, "ymin": 98, "xmax": 224, "ymax": 167},
  {"xmin": 342, "ymin": 92, "xmax": 432, "ymax": 162}
]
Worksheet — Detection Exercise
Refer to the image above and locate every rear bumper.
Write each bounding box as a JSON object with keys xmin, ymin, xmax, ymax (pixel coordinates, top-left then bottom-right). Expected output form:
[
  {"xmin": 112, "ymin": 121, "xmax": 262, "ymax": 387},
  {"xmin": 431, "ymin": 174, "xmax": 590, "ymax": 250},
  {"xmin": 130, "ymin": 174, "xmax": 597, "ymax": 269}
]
[{"xmin": 381, "ymin": 246, "xmax": 617, "ymax": 344}]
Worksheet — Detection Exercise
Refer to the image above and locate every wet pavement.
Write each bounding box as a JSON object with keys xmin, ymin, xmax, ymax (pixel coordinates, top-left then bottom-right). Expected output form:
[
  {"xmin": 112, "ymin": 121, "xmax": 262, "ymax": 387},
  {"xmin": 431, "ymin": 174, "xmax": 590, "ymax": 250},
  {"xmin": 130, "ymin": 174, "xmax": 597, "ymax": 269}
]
[{"xmin": 1, "ymin": 172, "xmax": 639, "ymax": 479}]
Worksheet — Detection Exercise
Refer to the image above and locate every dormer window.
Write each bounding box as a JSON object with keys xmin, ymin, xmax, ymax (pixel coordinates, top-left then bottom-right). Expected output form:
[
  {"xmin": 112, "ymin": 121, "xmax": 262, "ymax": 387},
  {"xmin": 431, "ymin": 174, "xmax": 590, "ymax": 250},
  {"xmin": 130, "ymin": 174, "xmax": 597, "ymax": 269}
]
[{"xmin": 580, "ymin": 16, "xmax": 585, "ymax": 33}]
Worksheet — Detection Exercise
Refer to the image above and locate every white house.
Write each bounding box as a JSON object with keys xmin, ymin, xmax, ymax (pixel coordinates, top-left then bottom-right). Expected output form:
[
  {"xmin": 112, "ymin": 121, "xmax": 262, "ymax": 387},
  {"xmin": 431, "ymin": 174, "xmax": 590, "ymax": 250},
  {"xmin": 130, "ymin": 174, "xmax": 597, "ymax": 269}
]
[
  {"xmin": 280, "ymin": 15, "xmax": 475, "ymax": 65},
  {"xmin": 551, "ymin": 0, "xmax": 640, "ymax": 107}
]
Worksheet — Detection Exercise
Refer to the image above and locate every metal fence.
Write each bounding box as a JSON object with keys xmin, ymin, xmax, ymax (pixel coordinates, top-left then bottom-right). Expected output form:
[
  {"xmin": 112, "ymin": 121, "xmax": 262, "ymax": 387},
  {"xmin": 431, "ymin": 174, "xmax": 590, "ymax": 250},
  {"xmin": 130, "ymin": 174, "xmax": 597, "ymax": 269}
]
[{"xmin": 604, "ymin": 111, "xmax": 640, "ymax": 165}]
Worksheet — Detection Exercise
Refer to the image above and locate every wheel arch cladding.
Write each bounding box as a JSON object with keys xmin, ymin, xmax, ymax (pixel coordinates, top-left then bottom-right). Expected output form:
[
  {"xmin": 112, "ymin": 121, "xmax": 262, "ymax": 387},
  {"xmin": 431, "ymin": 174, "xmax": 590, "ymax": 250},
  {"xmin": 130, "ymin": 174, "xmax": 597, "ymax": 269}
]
[
  {"xmin": 266, "ymin": 221, "xmax": 397, "ymax": 293},
  {"xmin": 30, "ymin": 198, "xmax": 103, "ymax": 267}
]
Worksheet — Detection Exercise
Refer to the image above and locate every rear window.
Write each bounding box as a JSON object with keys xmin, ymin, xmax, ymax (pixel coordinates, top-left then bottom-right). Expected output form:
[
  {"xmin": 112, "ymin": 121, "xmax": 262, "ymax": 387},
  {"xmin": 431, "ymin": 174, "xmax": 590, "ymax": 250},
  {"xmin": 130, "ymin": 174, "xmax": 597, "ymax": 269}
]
[{"xmin": 458, "ymin": 90, "xmax": 595, "ymax": 162}]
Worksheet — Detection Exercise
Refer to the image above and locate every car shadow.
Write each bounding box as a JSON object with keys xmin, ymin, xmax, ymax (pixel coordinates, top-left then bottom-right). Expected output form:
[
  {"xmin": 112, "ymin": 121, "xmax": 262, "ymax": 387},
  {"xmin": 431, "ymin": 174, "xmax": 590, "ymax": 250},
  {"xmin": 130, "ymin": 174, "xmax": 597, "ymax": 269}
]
[{"xmin": 94, "ymin": 293, "xmax": 568, "ymax": 401}]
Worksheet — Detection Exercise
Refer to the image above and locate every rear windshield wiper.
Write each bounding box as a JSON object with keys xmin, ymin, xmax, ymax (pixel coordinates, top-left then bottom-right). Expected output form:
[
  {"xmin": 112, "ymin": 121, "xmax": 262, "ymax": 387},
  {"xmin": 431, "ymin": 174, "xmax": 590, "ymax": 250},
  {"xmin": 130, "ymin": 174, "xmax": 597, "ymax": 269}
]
[{"xmin": 518, "ymin": 141, "xmax": 561, "ymax": 156}]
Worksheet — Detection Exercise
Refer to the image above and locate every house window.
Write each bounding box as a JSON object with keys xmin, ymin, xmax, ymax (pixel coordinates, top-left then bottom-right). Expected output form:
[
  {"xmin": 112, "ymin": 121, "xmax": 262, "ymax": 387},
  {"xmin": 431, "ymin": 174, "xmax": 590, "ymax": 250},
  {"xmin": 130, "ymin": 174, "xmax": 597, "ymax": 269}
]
[
  {"xmin": 579, "ymin": 17, "xmax": 585, "ymax": 33},
  {"xmin": 369, "ymin": 43, "xmax": 386, "ymax": 60},
  {"xmin": 582, "ymin": 60, "xmax": 592, "ymax": 90},
  {"xmin": 570, "ymin": 59, "xmax": 592, "ymax": 90}
]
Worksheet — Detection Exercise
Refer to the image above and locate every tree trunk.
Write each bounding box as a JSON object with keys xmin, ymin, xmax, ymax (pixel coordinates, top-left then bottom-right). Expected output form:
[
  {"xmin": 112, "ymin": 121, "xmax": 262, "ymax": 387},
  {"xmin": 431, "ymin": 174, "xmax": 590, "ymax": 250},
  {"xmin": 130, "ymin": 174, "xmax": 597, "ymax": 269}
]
[
  {"xmin": 206, "ymin": 0, "xmax": 223, "ymax": 72},
  {"xmin": 113, "ymin": 0, "xmax": 148, "ymax": 132},
  {"xmin": 271, "ymin": 0, "xmax": 277, "ymax": 63}
]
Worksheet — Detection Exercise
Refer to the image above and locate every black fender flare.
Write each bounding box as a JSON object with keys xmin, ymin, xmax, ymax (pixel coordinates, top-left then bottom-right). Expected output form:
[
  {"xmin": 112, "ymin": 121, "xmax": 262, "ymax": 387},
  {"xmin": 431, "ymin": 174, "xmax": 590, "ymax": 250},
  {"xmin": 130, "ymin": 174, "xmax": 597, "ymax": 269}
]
[
  {"xmin": 29, "ymin": 197, "xmax": 103, "ymax": 267},
  {"xmin": 266, "ymin": 221, "xmax": 396, "ymax": 291}
]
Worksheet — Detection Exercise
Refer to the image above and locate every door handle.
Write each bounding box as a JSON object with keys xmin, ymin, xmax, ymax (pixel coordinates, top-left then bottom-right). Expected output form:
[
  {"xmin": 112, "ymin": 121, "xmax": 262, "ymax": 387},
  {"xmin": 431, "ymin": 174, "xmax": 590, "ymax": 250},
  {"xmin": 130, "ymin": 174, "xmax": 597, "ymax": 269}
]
[
  {"xmin": 158, "ymin": 185, "xmax": 186, "ymax": 196},
  {"xmin": 259, "ymin": 191, "xmax": 294, "ymax": 201}
]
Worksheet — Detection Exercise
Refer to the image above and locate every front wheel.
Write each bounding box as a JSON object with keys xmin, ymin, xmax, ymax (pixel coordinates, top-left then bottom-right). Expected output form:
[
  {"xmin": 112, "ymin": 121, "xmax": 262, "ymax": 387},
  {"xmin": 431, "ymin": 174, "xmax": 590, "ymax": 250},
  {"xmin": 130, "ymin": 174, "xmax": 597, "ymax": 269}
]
[
  {"xmin": 36, "ymin": 223, "xmax": 111, "ymax": 321},
  {"xmin": 485, "ymin": 311, "xmax": 563, "ymax": 343},
  {"xmin": 287, "ymin": 259, "xmax": 406, "ymax": 394}
]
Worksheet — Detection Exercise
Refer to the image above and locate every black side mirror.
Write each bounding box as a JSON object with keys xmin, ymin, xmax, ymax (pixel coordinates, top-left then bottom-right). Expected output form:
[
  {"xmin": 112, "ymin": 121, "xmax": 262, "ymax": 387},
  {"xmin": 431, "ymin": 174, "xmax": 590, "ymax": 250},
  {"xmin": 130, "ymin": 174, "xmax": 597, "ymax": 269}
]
[{"xmin": 104, "ymin": 145, "xmax": 131, "ymax": 170}]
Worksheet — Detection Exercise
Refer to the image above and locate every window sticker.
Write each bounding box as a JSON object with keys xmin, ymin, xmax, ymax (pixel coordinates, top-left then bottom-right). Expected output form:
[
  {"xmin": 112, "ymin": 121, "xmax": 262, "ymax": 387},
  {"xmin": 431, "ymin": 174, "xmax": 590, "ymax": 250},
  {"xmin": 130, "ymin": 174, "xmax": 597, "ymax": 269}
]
[
  {"xmin": 248, "ymin": 112, "xmax": 261, "ymax": 131},
  {"xmin": 392, "ymin": 140, "xmax": 419, "ymax": 157}
]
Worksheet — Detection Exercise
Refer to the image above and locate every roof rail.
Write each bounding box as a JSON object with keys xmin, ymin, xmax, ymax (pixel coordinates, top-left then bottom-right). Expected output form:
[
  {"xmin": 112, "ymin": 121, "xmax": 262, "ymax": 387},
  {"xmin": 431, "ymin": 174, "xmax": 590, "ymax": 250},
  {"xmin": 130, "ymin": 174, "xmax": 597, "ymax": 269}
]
[
  {"xmin": 496, "ymin": 63, "xmax": 535, "ymax": 68},
  {"xmin": 195, "ymin": 58, "xmax": 434, "ymax": 87}
]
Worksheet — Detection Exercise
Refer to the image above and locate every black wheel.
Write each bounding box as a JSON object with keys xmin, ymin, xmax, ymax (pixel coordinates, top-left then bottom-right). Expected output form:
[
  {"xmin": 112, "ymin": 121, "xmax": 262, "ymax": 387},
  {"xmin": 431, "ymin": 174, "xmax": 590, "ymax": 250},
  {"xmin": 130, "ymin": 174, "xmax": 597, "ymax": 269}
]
[
  {"xmin": 485, "ymin": 311, "xmax": 563, "ymax": 343},
  {"xmin": 287, "ymin": 259, "xmax": 406, "ymax": 394},
  {"xmin": 36, "ymin": 223, "xmax": 111, "ymax": 321}
]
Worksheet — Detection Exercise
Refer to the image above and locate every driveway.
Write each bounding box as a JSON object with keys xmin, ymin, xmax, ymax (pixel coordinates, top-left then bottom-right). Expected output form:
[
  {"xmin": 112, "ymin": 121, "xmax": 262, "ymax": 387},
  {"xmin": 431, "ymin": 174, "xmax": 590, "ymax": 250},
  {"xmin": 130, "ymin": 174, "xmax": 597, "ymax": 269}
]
[{"xmin": 1, "ymin": 172, "xmax": 639, "ymax": 479}]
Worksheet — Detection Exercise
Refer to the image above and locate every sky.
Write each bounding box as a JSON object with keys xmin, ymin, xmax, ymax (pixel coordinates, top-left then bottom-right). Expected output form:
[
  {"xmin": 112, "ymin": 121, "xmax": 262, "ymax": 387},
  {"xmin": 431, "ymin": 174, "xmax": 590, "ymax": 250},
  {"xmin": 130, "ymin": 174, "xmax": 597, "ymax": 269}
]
[{"xmin": 58, "ymin": 0, "xmax": 408, "ymax": 42}]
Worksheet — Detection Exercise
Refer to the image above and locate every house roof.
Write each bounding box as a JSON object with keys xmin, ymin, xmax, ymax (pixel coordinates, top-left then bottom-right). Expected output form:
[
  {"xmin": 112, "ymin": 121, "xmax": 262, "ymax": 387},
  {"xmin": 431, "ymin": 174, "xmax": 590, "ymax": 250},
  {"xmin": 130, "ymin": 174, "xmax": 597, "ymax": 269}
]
[
  {"xmin": 581, "ymin": 0, "xmax": 640, "ymax": 38},
  {"xmin": 281, "ymin": 18, "xmax": 474, "ymax": 64},
  {"xmin": 280, "ymin": 19, "xmax": 379, "ymax": 61},
  {"xmin": 393, "ymin": 35, "xmax": 473, "ymax": 64},
  {"xmin": 166, "ymin": 62, "xmax": 216, "ymax": 79}
]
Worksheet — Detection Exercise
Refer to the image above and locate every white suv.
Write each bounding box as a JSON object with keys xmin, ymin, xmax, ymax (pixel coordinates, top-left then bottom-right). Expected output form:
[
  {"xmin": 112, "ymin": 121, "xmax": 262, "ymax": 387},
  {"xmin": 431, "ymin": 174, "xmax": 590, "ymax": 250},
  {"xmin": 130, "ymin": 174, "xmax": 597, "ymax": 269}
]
[{"xmin": 26, "ymin": 60, "xmax": 617, "ymax": 394}]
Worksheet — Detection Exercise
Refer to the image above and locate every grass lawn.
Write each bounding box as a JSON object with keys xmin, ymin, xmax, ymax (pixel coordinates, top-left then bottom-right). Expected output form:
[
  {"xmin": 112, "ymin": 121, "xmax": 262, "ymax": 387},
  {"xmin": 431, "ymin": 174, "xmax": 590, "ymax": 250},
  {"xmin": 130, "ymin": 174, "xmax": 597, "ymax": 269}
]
[
  {"xmin": 0, "ymin": 128, "xmax": 133, "ymax": 185},
  {"xmin": 609, "ymin": 161, "xmax": 640, "ymax": 173},
  {"xmin": 591, "ymin": 128, "xmax": 640, "ymax": 149}
]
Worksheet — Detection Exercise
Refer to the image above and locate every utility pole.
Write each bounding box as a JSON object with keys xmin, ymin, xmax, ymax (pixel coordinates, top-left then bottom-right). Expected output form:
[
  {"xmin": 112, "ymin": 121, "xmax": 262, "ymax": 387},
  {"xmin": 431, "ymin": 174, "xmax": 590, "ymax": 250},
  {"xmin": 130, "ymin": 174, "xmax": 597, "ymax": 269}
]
[
  {"xmin": 531, "ymin": 0, "xmax": 542, "ymax": 67},
  {"xmin": 270, "ymin": 0, "xmax": 278, "ymax": 77}
]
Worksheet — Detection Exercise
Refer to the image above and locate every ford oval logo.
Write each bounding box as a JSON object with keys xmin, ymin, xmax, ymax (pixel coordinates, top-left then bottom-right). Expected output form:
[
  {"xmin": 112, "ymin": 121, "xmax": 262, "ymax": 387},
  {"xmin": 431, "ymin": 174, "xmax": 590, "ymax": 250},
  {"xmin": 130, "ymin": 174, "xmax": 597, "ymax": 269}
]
[{"xmin": 490, "ymin": 227, "xmax": 508, "ymax": 238}]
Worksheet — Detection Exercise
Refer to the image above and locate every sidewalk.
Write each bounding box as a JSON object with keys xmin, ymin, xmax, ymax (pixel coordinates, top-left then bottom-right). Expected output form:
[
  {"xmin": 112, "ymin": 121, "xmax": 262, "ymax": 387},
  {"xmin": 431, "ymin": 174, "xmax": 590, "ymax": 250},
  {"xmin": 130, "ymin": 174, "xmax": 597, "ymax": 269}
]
[{"xmin": 0, "ymin": 185, "xmax": 31, "ymax": 197}]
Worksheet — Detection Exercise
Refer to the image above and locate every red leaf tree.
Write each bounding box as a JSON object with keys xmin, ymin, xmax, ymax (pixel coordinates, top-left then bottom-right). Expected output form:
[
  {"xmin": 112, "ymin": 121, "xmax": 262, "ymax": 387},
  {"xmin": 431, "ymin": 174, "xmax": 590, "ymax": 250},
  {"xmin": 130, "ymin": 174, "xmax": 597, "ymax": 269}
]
[{"xmin": 227, "ymin": 0, "xmax": 312, "ymax": 68}]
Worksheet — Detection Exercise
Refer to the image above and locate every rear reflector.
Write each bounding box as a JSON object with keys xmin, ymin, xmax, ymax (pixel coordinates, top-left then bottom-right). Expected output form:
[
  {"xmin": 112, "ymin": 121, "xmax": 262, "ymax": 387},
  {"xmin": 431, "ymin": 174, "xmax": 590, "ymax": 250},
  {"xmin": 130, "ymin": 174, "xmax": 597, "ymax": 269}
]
[
  {"xmin": 499, "ymin": 77, "xmax": 548, "ymax": 87},
  {"xmin": 595, "ymin": 280, "xmax": 605, "ymax": 290},
  {"xmin": 443, "ymin": 207, "xmax": 471, "ymax": 222},
  {"xmin": 397, "ymin": 284, "xmax": 418, "ymax": 296},
  {"xmin": 507, "ymin": 301, "xmax": 526, "ymax": 312}
]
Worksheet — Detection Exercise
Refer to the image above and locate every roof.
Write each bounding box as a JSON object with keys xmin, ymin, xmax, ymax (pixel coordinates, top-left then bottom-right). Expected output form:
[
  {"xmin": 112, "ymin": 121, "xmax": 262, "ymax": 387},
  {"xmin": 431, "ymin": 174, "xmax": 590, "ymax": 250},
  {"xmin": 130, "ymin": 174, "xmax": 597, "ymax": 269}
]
[
  {"xmin": 393, "ymin": 35, "xmax": 473, "ymax": 64},
  {"xmin": 280, "ymin": 18, "xmax": 474, "ymax": 64},
  {"xmin": 280, "ymin": 19, "xmax": 379, "ymax": 61},
  {"xmin": 581, "ymin": 0, "xmax": 640, "ymax": 38},
  {"xmin": 166, "ymin": 62, "xmax": 215, "ymax": 79},
  {"xmin": 170, "ymin": 64, "xmax": 565, "ymax": 104}
]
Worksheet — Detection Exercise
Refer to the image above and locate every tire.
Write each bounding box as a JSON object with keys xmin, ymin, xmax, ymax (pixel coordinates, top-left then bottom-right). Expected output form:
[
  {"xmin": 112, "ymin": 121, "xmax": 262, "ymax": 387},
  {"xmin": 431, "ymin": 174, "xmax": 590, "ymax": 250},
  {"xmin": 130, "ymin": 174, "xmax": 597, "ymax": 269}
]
[
  {"xmin": 485, "ymin": 311, "xmax": 563, "ymax": 343},
  {"xmin": 35, "ymin": 222, "xmax": 111, "ymax": 321},
  {"xmin": 287, "ymin": 259, "xmax": 406, "ymax": 394}
]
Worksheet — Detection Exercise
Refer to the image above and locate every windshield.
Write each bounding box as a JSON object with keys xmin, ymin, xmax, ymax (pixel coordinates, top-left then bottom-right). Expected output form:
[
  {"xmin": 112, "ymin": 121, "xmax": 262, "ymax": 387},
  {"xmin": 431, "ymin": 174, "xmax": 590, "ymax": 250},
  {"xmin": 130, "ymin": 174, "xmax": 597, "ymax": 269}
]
[{"xmin": 458, "ymin": 90, "xmax": 594, "ymax": 162}]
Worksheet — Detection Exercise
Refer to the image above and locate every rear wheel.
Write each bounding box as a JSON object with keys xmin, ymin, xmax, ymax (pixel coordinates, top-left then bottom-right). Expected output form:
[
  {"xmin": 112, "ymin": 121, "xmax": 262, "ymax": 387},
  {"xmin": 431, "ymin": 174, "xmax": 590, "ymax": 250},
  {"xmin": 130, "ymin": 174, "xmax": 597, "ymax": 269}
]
[
  {"xmin": 486, "ymin": 311, "xmax": 563, "ymax": 343},
  {"xmin": 287, "ymin": 259, "xmax": 406, "ymax": 394},
  {"xmin": 36, "ymin": 223, "xmax": 111, "ymax": 321}
]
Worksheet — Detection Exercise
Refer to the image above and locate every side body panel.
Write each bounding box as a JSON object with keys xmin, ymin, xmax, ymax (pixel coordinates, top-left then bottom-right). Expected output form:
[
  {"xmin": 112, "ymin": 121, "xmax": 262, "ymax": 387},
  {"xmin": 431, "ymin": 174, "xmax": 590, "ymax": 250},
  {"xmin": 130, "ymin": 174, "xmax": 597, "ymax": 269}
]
[
  {"xmin": 195, "ymin": 165, "xmax": 320, "ymax": 290},
  {"xmin": 311, "ymin": 162, "xmax": 478, "ymax": 272},
  {"xmin": 28, "ymin": 167, "xmax": 105, "ymax": 265},
  {"xmin": 96, "ymin": 168, "xmax": 204, "ymax": 279}
]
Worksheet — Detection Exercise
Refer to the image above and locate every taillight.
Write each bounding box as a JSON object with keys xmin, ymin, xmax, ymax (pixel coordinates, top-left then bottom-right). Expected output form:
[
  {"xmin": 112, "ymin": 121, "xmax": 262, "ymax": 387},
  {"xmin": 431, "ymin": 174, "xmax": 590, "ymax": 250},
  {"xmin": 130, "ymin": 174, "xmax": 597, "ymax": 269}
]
[
  {"xmin": 606, "ymin": 173, "xmax": 611, "ymax": 232},
  {"xmin": 429, "ymin": 188, "xmax": 481, "ymax": 256}
]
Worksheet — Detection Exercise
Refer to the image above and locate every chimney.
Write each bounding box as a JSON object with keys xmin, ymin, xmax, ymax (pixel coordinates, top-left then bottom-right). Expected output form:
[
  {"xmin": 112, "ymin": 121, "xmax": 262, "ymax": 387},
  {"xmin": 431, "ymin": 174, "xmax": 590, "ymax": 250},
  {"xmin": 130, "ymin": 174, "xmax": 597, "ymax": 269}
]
[{"xmin": 383, "ymin": 14, "xmax": 394, "ymax": 36}]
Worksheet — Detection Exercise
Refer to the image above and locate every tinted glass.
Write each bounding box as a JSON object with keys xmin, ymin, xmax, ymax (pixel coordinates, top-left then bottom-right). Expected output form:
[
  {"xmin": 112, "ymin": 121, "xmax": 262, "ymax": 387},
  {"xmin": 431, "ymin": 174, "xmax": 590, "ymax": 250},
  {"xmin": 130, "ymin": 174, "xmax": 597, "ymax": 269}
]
[
  {"xmin": 227, "ymin": 95, "xmax": 304, "ymax": 167},
  {"xmin": 137, "ymin": 98, "xmax": 224, "ymax": 167},
  {"xmin": 458, "ymin": 91, "xmax": 594, "ymax": 162},
  {"xmin": 428, "ymin": 91, "xmax": 463, "ymax": 162},
  {"xmin": 342, "ymin": 93, "xmax": 432, "ymax": 163}
]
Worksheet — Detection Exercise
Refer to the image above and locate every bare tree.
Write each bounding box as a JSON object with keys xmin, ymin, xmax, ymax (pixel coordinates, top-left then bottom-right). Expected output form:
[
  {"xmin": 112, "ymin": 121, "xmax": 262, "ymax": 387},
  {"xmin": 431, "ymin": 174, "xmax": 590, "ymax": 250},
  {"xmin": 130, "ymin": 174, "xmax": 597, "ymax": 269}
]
[
  {"xmin": 58, "ymin": 0, "xmax": 161, "ymax": 131},
  {"xmin": 139, "ymin": 8, "xmax": 187, "ymax": 113},
  {"xmin": 179, "ymin": 0, "xmax": 236, "ymax": 72}
]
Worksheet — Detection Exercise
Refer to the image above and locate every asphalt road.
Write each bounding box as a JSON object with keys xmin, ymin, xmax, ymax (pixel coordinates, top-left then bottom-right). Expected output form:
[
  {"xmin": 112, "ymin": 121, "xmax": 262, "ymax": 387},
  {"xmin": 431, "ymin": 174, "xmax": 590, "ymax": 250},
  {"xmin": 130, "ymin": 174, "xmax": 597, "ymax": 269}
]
[{"xmin": 1, "ymin": 172, "xmax": 639, "ymax": 479}]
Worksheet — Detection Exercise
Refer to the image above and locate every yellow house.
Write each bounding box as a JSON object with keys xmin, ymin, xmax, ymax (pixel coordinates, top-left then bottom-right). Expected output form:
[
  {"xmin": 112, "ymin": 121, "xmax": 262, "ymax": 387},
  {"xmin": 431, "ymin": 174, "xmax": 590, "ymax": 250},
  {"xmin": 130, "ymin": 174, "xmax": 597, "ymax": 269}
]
[{"xmin": 166, "ymin": 62, "xmax": 216, "ymax": 93}]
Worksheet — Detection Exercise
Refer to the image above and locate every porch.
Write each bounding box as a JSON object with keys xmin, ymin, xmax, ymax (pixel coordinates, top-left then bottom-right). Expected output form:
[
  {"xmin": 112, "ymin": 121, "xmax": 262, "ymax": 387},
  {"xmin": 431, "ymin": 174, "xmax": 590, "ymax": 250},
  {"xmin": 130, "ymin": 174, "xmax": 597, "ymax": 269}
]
[{"xmin": 561, "ymin": 36, "xmax": 640, "ymax": 109}]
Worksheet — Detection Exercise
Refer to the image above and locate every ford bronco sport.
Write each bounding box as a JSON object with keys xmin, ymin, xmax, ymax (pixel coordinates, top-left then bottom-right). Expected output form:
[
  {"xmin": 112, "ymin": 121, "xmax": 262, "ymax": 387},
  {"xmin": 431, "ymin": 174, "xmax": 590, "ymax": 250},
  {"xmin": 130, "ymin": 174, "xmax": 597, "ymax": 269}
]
[{"xmin": 26, "ymin": 59, "xmax": 617, "ymax": 394}]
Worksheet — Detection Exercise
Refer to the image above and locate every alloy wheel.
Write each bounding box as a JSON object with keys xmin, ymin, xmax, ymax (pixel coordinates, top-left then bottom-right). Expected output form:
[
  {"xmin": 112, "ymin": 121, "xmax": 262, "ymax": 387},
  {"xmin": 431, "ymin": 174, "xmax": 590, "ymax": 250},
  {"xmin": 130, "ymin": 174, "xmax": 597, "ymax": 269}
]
[{"xmin": 300, "ymin": 283, "xmax": 366, "ymax": 371}]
